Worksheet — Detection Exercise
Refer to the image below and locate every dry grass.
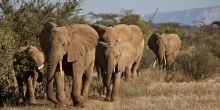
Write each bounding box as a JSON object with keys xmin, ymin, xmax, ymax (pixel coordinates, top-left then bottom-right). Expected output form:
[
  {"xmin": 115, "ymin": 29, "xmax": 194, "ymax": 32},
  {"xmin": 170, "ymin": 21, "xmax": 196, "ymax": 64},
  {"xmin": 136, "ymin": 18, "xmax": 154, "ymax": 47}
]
[{"xmin": 2, "ymin": 69, "xmax": 220, "ymax": 110}]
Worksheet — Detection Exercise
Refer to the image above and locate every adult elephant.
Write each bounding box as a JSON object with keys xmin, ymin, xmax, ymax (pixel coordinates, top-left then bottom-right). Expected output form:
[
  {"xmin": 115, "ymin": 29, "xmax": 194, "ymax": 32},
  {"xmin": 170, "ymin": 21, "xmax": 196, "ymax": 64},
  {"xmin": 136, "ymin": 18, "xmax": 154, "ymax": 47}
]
[
  {"xmin": 38, "ymin": 22, "xmax": 98, "ymax": 107},
  {"xmin": 13, "ymin": 44, "xmax": 44, "ymax": 104},
  {"xmin": 148, "ymin": 33, "xmax": 181, "ymax": 69},
  {"xmin": 91, "ymin": 24, "xmax": 144, "ymax": 101}
]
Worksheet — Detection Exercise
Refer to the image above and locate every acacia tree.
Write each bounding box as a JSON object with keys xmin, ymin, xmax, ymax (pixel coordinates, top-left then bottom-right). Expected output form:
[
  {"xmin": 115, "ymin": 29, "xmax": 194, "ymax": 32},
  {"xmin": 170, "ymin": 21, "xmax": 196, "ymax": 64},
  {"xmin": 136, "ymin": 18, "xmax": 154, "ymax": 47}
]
[
  {"xmin": 88, "ymin": 12, "xmax": 120, "ymax": 25},
  {"xmin": 1, "ymin": 0, "xmax": 85, "ymax": 46},
  {"xmin": 119, "ymin": 10, "xmax": 151, "ymax": 41}
]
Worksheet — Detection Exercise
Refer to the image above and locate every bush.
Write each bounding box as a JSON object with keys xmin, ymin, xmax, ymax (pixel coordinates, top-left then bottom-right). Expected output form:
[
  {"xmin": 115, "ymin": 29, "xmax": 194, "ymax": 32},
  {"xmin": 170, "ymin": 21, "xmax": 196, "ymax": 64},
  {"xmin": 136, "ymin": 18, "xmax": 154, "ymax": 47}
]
[
  {"xmin": 0, "ymin": 26, "xmax": 18, "ymax": 106},
  {"xmin": 139, "ymin": 46, "xmax": 155, "ymax": 69},
  {"xmin": 176, "ymin": 46, "xmax": 219, "ymax": 80}
]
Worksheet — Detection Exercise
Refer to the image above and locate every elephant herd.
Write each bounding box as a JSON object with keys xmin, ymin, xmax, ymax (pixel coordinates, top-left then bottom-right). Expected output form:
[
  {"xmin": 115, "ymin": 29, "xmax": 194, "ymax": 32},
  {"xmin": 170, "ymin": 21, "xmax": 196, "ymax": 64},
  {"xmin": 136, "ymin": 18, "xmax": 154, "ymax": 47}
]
[{"xmin": 13, "ymin": 22, "xmax": 181, "ymax": 108}]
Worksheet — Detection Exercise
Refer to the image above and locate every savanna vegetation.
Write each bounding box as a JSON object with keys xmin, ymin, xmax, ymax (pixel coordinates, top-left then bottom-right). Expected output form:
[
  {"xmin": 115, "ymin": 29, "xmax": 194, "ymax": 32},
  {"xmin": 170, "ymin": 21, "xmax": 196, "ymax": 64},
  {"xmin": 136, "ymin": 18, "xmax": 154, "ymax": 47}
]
[{"xmin": 0, "ymin": 0, "xmax": 220, "ymax": 109}]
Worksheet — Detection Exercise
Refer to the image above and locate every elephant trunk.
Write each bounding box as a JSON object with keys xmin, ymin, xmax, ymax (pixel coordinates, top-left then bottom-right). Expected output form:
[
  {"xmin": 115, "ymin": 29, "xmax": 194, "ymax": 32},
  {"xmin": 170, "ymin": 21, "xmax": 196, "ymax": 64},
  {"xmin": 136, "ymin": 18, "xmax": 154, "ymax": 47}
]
[
  {"xmin": 46, "ymin": 54, "xmax": 59, "ymax": 103},
  {"xmin": 158, "ymin": 46, "xmax": 166, "ymax": 68},
  {"xmin": 106, "ymin": 60, "xmax": 115, "ymax": 87}
]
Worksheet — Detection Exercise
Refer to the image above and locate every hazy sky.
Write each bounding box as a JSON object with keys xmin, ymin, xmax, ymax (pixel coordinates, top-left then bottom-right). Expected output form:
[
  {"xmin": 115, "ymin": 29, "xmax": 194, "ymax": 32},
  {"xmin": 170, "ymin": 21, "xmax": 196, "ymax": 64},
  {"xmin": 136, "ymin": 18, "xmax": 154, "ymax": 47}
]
[{"xmin": 81, "ymin": 0, "xmax": 220, "ymax": 16}]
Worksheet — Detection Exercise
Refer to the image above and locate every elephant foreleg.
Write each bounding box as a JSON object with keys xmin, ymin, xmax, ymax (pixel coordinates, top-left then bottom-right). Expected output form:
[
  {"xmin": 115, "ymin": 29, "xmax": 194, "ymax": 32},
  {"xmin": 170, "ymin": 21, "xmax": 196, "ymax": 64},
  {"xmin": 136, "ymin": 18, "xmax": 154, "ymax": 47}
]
[
  {"xmin": 111, "ymin": 72, "xmax": 122, "ymax": 101},
  {"xmin": 105, "ymin": 83, "xmax": 113, "ymax": 101},
  {"xmin": 47, "ymin": 75, "xmax": 57, "ymax": 104},
  {"xmin": 166, "ymin": 55, "xmax": 175, "ymax": 69},
  {"xmin": 17, "ymin": 75, "xmax": 24, "ymax": 103},
  {"xmin": 54, "ymin": 71, "xmax": 65, "ymax": 107},
  {"xmin": 27, "ymin": 74, "xmax": 36, "ymax": 104},
  {"xmin": 53, "ymin": 61, "xmax": 65, "ymax": 108},
  {"xmin": 71, "ymin": 61, "xmax": 85, "ymax": 106},
  {"xmin": 124, "ymin": 65, "xmax": 132, "ymax": 81}
]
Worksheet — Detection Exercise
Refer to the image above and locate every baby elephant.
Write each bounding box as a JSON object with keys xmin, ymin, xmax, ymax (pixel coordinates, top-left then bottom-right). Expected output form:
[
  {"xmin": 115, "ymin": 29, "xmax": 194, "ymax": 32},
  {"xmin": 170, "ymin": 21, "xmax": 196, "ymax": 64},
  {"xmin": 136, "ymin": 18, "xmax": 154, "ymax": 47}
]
[{"xmin": 13, "ymin": 44, "xmax": 45, "ymax": 104}]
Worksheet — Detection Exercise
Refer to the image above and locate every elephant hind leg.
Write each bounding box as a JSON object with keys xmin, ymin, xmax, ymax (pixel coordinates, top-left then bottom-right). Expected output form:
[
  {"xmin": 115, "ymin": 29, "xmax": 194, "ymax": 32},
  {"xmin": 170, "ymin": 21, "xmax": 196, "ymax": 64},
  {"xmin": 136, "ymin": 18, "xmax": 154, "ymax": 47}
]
[
  {"xmin": 131, "ymin": 62, "xmax": 140, "ymax": 78},
  {"xmin": 16, "ymin": 75, "xmax": 24, "ymax": 103},
  {"xmin": 131, "ymin": 52, "xmax": 142, "ymax": 78},
  {"xmin": 81, "ymin": 63, "xmax": 93, "ymax": 99}
]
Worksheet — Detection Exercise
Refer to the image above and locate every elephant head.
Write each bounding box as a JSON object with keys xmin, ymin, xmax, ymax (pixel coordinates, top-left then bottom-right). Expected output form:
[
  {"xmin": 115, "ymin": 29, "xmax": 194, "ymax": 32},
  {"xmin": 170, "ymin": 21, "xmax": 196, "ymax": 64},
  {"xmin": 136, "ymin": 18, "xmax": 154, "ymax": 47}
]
[
  {"xmin": 99, "ymin": 41, "xmax": 136, "ymax": 86},
  {"xmin": 148, "ymin": 33, "xmax": 181, "ymax": 68},
  {"xmin": 38, "ymin": 22, "xmax": 98, "ymax": 103},
  {"xmin": 19, "ymin": 44, "xmax": 45, "ymax": 82},
  {"xmin": 90, "ymin": 24, "xmax": 120, "ymax": 44}
]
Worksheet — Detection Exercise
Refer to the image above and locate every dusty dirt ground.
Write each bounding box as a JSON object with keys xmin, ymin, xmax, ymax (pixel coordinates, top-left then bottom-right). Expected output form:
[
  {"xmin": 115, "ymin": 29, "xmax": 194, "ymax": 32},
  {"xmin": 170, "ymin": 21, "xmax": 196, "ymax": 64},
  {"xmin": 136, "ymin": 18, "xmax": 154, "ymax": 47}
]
[{"xmin": 2, "ymin": 69, "xmax": 220, "ymax": 110}]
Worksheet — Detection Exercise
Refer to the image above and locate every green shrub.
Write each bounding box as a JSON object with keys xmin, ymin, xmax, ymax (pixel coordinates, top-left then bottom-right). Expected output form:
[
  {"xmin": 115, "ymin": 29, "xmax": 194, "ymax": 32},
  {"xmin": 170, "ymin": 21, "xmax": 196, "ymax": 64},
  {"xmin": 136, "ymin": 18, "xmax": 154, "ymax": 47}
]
[
  {"xmin": 176, "ymin": 46, "xmax": 219, "ymax": 80},
  {"xmin": 139, "ymin": 46, "xmax": 155, "ymax": 69},
  {"xmin": 0, "ymin": 26, "xmax": 18, "ymax": 106}
]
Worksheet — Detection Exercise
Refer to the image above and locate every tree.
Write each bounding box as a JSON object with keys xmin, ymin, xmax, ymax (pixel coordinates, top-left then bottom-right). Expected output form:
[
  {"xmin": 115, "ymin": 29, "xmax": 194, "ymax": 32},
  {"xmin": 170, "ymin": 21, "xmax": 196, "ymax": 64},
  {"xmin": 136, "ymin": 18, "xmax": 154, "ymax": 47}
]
[
  {"xmin": 120, "ymin": 9, "xmax": 140, "ymax": 25},
  {"xmin": 0, "ymin": 0, "xmax": 85, "ymax": 46},
  {"xmin": 119, "ymin": 10, "xmax": 151, "ymax": 42},
  {"xmin": 88, "ymin": 12, "xmax": 120, "ymax": 25}
]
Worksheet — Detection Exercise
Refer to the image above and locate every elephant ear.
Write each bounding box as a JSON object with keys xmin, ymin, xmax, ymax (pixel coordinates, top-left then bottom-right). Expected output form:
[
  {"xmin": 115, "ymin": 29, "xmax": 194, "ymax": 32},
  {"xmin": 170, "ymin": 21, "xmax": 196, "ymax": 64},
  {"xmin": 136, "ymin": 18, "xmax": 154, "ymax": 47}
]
[
  {"xmin": 117, "ymin": 43, "xmax": 137, "ymax": 71},
  {"xmin": 38, "ymin": 22, "xmax": 57, "ymax": 56},
  {"xmin": 67, "ymin": 24, "xmax": 99, "ymax": 62},
  {"xmin": 90, "ymin": 24, "xmax": 108, "ymax": 41},
  {"xmin": 148, "ymin": 33, "xmax": 161, "ymax": 52}
]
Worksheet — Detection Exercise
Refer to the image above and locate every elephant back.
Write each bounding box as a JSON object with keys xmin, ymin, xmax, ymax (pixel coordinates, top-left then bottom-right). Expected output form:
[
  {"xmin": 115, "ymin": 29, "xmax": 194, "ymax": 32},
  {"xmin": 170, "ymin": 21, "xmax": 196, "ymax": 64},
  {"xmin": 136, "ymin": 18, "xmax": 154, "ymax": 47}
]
[
  {"xmin": 162, "ymin": 34, "xmax": 181, "ymax": 50},
  {"xmin": 114, "ymin": 24, "xmax": 144, "ymax": 48}
]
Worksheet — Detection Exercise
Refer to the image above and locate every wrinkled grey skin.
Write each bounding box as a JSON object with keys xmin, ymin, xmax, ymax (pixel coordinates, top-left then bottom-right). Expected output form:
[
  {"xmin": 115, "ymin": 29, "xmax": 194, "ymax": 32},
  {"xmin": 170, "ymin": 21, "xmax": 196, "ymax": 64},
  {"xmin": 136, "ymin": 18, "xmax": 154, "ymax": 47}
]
[
  {"xmin": 14, "ymin": 45, "xmax": 44, "ymax": 104},
  {"xmin": 91, "ymin": 24, "xmax": 144, "ymax": 101},
  {"xmin": 148, "ymin": 33, "xmax": 182, "ymax": 69},
  {"xmin": 39, "ymin": 22, "xmax": 98, "ymax": 107}
]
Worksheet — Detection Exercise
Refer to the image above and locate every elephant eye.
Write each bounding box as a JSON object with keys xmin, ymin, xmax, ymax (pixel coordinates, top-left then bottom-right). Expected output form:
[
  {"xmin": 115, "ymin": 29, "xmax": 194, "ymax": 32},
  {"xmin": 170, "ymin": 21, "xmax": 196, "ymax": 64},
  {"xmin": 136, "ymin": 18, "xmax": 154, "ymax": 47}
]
[{"xmin": 62, "ymin": 43, "xmax": 65, "ymax": 47}]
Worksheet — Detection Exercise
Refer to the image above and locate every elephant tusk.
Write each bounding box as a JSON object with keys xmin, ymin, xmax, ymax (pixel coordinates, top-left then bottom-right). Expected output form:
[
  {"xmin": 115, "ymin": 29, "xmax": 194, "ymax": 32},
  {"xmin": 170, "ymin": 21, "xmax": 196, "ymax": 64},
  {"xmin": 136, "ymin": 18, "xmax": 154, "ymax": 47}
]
[
  {"xmin": 153, "ymin": 56, "xmax": 157, "ymax": 67},
  {"xmin": 59, "ymin": 61, "xmax": 63, "ymax": 75},
  {"xmin": 153, "ymin": 59, "xmax": 157, "ymax": 67},
  {"xmin": 163, "ymin": 55, "xmax": 167, "ymax": 66},
  {"xmin": 113, "ymin": 68, "xmax": 115, "ymax": 73},
  {"xmin": 38, "ymin": 64, "xmax": 44, "ymax": 70}
]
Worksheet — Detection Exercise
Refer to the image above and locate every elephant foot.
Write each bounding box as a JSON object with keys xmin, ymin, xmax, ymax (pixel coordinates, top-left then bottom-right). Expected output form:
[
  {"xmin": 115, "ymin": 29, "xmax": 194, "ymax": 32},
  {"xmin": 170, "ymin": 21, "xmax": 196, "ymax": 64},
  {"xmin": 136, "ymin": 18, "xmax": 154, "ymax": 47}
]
[
  {"xmin": 29, "ymin": 98, "xmax": 36, "ymax": 105},
  {"xmin": 73, "ymin": 96, "xmax": 85, "ymax": 107},
  {"xmin": 131, "ymin": 74, "xmax": 138, "ymax": 79},
  {"xmin": 55, "ymin": 103, "xmax": 66, "ymax": 110},
  {"xmin": 124, "ymin": 77, "xmax": 132, "ymax": 82},
  {"xmin": 82, "ymin": 94, "xmax": 89, "ymax": 101},
  {"xmin": 48, "ymin": 96, "xmax": 57, "ymax": 104},
  {"xmin": 105, "ymin": 97, "xmax": 111, "ymax": 102}
]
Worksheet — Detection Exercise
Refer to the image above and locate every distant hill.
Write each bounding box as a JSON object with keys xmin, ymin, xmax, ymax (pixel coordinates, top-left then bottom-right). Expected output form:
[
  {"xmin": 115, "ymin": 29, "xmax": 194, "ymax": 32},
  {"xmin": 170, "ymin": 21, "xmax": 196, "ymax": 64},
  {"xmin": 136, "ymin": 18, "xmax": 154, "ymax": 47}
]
[{"xmin": 144, "ymin": 6, "xmax": 220, "ymax": 25}]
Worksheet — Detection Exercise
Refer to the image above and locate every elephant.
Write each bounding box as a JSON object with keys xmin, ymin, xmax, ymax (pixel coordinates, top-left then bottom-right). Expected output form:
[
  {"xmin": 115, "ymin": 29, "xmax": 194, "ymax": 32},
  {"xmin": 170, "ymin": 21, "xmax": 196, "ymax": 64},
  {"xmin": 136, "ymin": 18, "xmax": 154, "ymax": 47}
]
[
  {"xmin": 91, "ymin": 24, "xmax": 144, "ymax": 101},
  {"xmin": 148, "ymin": 33, "xmax": 182, "ymax": 69},
  {"xmin": 13, "ymin": 44, "xmax": 44, "ymax": 104},
  {"xmin": 38, "ymin": 22, "xmax": 98, "ymax": 107}
]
